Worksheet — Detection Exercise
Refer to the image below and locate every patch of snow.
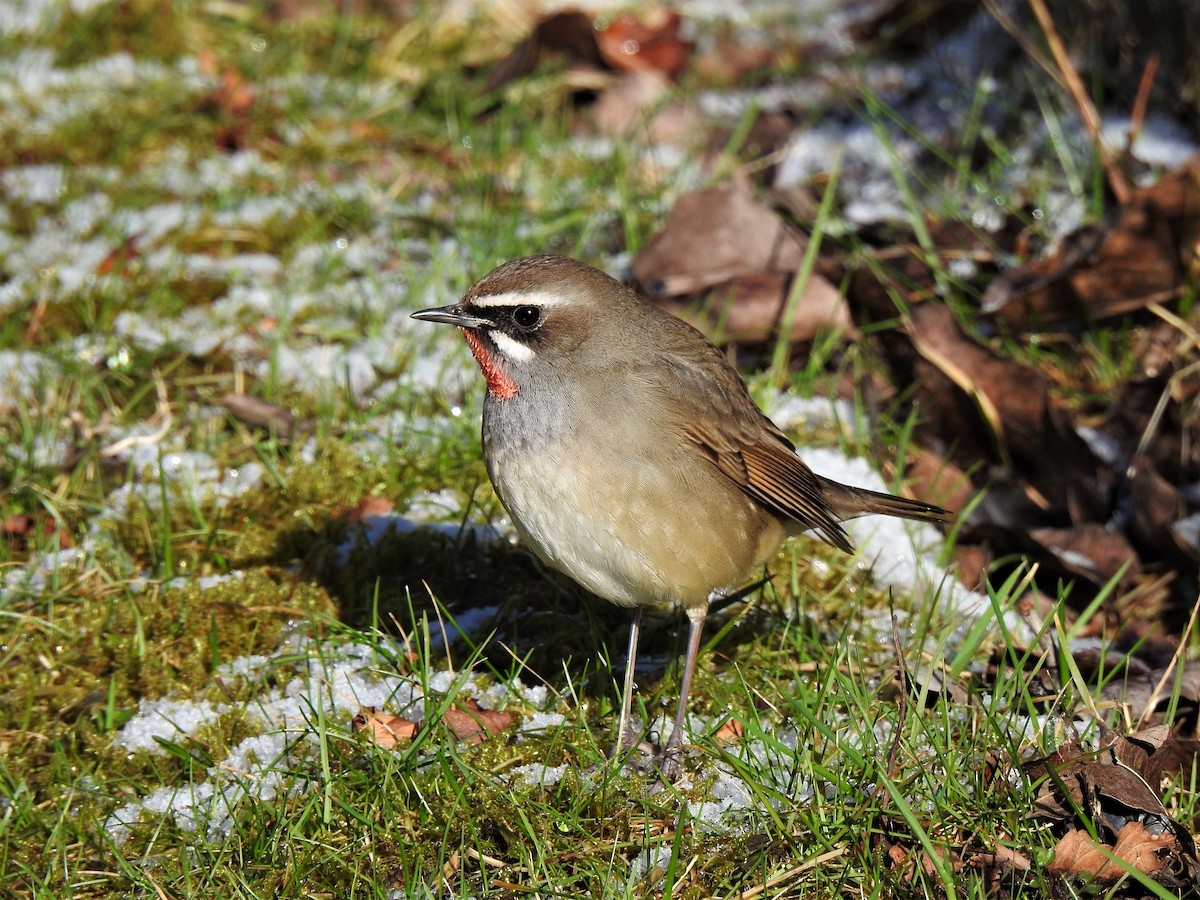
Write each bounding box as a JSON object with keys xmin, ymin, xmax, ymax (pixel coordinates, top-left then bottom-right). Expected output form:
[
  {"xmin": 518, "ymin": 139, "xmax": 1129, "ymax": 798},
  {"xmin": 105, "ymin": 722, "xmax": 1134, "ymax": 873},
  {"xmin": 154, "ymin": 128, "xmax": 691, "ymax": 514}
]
[{"xmin": 509, "ymin": 763, "xmax": 568, "ymax": 787}]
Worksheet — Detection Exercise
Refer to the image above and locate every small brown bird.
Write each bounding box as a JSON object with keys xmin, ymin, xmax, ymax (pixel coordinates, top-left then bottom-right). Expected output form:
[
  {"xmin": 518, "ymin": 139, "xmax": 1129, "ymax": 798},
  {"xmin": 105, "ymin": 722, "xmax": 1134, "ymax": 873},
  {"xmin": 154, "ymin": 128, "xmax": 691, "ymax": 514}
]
[{"xmin": 412, "ymin": 255, "xmax": 950, "ymax": 779}]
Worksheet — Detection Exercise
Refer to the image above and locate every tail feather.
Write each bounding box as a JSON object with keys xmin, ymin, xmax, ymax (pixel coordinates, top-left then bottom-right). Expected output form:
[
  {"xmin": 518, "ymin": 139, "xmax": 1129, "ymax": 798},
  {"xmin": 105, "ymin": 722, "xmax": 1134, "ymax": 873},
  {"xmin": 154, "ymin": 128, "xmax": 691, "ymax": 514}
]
[{"xmin": 817, "ymin": 475, "xmax": 952, "ymax": 525}]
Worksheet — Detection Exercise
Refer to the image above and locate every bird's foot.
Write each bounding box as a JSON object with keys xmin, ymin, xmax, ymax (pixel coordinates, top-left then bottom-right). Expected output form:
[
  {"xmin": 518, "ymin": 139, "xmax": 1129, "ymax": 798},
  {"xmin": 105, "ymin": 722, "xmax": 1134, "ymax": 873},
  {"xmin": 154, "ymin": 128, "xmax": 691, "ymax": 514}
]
[
  {"xmin": 652, "ymin": 728, "xmax": 690, "ymax": 783},
  {"xmin": 609, "ymin": 725, "xmax": 693, "ymax": 784},
  {"xmin": 656, "ymin": 743, "xmax": 683, "ymax": 783},
  {"xmin": 615, "ymin": 721, "xmax": 644, "ymax": 754},
  {"xmin": 609, "ymin": 721, "xmax": 654, "ymax": 769}
]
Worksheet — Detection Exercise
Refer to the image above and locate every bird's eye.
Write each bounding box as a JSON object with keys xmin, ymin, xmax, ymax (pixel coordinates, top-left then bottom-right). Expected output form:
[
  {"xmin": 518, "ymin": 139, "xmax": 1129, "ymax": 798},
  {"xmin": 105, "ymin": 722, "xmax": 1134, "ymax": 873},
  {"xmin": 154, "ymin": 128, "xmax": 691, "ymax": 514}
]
[{"xmin": 512, "ymin": 305, "xmax": 541, "ymax": 328}]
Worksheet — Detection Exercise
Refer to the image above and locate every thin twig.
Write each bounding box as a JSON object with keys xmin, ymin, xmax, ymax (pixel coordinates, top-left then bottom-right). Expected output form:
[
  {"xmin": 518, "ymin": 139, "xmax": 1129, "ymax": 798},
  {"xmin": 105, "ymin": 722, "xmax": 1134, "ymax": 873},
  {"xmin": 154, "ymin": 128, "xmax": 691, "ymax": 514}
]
[
  {"xmin": 1136, "ymin": 589, "xmax": 1200, "ymax": 730},
  {"xmin": 99, "ymin": 375, "xmax": 172, "ymax": 457},
  {"xmin": 1128, "ymin": 55, "xmax": 1160, "ymax": 147},
  {"xmin": 1026, "ymin": 0, "xmax": 1131, "ymax": 202},
  {"xmin": 717, "ymin": 846, "xmax": 847, "ymax": 900}
]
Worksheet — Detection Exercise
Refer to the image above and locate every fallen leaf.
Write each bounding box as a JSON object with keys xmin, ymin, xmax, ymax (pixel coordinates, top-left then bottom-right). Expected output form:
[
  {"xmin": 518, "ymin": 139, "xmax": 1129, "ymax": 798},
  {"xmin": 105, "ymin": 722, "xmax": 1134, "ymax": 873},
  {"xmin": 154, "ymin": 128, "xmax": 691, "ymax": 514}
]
[
  {"xmin": 482, "ymin": 11, "xmax": 605, "ymax": 95},
  {"xmin": 352, "ymin": 707, "xmax": 417, "ymax": 750},
  {"xmin": 1110, "ymin": 725, "xmax": 1200, "ymax": 791},
  {"xmin": 634, "ymin": 188, "xmax": 805, "ymax": 297},
  {"xmin": 1028, "ymin": 730, "xmax": 1200, "ymax": 886},
  {"xmin": 693, "ymin": 33, "xmax": 779, "ymax": 85},
  {"xmin": 655, "ymin": 270, "xmax": 854, "ymax": 345},
  {"xmin": 442, "ymin": 698, "xmax": 516, "ymax": 745},
  {"xmin": 1127, "ymin": 458, "xmax": 1198, "ymax": 566},
  {"xmin": 95, "ymin": 235, "xmax": 142, "ymax": 276},
  {"xmin": 965, "ymin": 845, "xmax": 1032, "ymax": 875},
  {"xmin": 714, "ymin": 718, "xmax": 744, "ymax": 743},
  {"xmin": 1, "ymin": 515, "xmax": 34, "ymax": 539},
  {"xmin": 220, "ymin": 393, "xmax": 299, "ymax": 440},
  {"xmin": 342, "ymin": 495, "xmax": 396, "ymax": 523},
  {"xmin": 1048, "ymin": 822, "xmax": 1178, "ymax": 882},
  {"xmin": 595, "ymin": 9, "xmax": 691, "ymax": 78},
  {"xmin": 0, "ymin": 514, "xmax": 72, "ymax": 550},
  {"xmin": 982, "ymin": 154, "xmax": 1200, "ymax": 329},
  {"xmin": 907, "ymin": 303, "xmax": 1107, "ymax": 519},
  {"xmin": 585, "ymin": 69, "xmax": 672, "ymax": 137},
  {"xmin": 904, "ymin": 447, "xmax": 975, "ymax": 515},
  {"xmin": 1027, "ymin": 523, "xmax": 1141, "ymax": 586}
]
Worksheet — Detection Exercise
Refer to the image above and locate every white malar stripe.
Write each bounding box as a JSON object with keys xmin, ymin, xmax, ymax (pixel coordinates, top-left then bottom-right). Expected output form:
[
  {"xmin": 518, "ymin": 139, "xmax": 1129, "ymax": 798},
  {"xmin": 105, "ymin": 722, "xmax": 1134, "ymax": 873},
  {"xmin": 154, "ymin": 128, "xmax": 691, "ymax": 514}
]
[
  {"xmin": 489, "ymin": 330, "xmax": 536, "ymax": 363},
  {"xmin": 469, "ymin": 291, "xmax": 567, "ymax": 309}
]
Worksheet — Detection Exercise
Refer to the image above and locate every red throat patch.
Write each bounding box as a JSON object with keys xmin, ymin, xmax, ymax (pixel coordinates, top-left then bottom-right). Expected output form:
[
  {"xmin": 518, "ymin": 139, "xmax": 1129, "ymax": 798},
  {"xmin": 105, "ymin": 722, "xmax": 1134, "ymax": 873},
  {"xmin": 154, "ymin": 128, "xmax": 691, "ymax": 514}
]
[{"xmin": 461, "ymin": 328, "xmax": 520, "ymax": 400}]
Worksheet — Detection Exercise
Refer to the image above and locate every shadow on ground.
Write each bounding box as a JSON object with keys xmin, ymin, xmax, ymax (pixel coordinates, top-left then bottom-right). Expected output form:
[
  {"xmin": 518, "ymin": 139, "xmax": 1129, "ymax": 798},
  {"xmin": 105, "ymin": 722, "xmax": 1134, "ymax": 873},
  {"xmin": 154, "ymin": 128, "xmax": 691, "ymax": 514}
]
[{"xmin": 260, "ymin": 511, "xmax": 787, "ymax": 708}]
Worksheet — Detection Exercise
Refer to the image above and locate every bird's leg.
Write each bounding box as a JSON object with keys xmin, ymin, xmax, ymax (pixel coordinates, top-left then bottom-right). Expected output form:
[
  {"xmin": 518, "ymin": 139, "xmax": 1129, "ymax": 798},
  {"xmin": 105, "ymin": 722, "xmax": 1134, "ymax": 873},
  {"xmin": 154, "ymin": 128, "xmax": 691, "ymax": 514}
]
[
  {"xmin": 612, "ymin": 607, "xmax": 643, "ymax": 757},
  {"xmin": 660, "ymin": 605, "xmax": 706, "ymax": 782}
]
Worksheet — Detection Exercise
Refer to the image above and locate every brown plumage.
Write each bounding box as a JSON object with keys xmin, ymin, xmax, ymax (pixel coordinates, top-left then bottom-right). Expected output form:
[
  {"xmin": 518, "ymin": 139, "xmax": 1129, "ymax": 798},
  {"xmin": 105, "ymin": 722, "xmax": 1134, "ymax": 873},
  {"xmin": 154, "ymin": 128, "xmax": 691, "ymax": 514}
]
[{"xmin": 412, "ymin": 255, "xmax": 951, "ymax": 780}]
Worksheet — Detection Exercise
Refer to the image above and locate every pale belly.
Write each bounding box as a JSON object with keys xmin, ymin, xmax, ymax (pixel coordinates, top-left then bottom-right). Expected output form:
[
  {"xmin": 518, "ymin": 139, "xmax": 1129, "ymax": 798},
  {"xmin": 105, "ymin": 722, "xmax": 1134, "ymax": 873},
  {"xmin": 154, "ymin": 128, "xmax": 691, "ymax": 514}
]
[{"xmin": 485, "ymin": 433, "xmax": 786, "ymax": 611}]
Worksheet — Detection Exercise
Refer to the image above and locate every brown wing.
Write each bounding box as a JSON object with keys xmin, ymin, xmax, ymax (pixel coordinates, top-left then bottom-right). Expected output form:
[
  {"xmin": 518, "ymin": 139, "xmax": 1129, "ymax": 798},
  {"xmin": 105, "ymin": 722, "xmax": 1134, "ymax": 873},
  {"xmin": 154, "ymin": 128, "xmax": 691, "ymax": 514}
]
[
  {"xmin": 629, "ymin": 329, "xmax": 855, "ymax": 553},
  {"xmin": 686, "ymin": 425, "xmax": 854, "ymax": 553}
]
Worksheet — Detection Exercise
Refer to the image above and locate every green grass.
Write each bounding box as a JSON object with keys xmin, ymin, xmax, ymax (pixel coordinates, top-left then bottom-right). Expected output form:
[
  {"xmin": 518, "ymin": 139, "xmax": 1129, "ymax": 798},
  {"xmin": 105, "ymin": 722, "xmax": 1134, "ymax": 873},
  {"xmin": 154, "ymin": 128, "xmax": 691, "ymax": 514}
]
[{"xmin": 1, "ymin": 3, "xmax": 1196, "ymax": 898}]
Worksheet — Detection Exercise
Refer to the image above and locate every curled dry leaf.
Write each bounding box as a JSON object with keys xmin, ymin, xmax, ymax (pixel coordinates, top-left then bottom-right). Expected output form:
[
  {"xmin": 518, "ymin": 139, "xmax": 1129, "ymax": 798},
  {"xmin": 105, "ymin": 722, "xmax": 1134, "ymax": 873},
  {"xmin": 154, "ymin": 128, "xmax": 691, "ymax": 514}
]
[
  {"xmin": 352, "ymin": 707, "xmax": 417, "ymax": 750},
  {"xmin": 482, "ymin": 11, "xmax": 605, "ymax": 95},
  {"xmin": 655, "ymin": 271, "xmax": 854, "ymax": 345},
  {"xmin": 1028, "ymin": 728, "xmax": 1200, "ymax": 886},
  {"xmin": 1027, "ymin": 523, "xmax": 1141, "ymax": 586},
  {"xmin": 1110, "ymin": 725, "xmax": 1200, "ymax": 793},
  {"xmin": 965, "ymin": 845, "xmax": 1032, "ymax": 877}
]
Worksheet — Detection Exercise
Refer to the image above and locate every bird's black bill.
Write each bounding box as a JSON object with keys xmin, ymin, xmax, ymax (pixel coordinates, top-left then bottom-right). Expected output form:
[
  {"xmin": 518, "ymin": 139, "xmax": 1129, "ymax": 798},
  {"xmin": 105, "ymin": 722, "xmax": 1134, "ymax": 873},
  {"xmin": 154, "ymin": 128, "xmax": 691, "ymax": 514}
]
[{"xmin": 410, "ymin": 305, "xmax": 490, "ymax": 329}]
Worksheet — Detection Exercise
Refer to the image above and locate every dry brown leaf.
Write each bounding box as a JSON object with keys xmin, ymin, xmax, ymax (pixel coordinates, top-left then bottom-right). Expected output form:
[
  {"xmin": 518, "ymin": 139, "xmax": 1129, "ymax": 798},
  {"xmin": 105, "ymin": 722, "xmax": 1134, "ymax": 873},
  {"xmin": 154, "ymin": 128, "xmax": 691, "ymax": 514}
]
[
  {"xmin": 352, "ymin": 707, "xmax": 417, "ymax": 750},
  {"xmin": 1, "ymin": 513, "xmax": 72, "ymax": 550},
  {"xmin": 442, "ymin": 698, "xmax": 516, "ymax": 745},
  {"xmin": 952, "ymin": 544, "xmax": 991, "ymax": 592},
  {"xmin": 634, "ymin": 188, "xmax": 805, "ymax": 297},
  {"xmin": 714, "ymin": 718, "xmax": 744, "ymax": 743},
  {"xmin": 632, "ymin": 189, "xmax": 853, "ymax": 345},
  {"xmin": 585, "ymin": 69, "xmax": 672, "ymax": 137},
  {"xmin": 1029, "ymin": 730, "xmax": 1200, "ymax": 886},
  {"xmin": 482, "ymin": 11, "xmax": 605, "ymax": 95},
  {"xmin": 655, "ymin": 270, "xmax": 854, "ymax": 345},
  {"xmin": 1128, "ymin": 457, "xmax": 1199, "ymax": 566},
  {"xmin": 1027, "ymin": 523, "xmax": 1141, "ymax": 586},
  {"xmin": 341, "ymin": 495, "xmax": 396, "ymax": 523},
  {"xmin": 595, "ymin": 9, "xmax": 691, "ymax": 78},
  {"xmin": 220, "ymin": 394, "xmax": 298, "ymax": 439},
  {"xmin": 904, "ymin": 447, "xmax": 975, "ymax": 515},
  {"xmin": 907, "ymin": 302, "xmax": 1106, "ymax": 519},
  {"xmin": 95, "ymin": 235, "xmax": 142, "ymax": 277},
  {"xmin": 1048, "ymin": 822, "xmax": 1178, "ymax": 882},
  {"xmin": 885, "ymin": 842, "xmax": 963, "ymax": 880},
  {"xmin": 983, "ymin": 154, "xmax": 1200, "ymax": 329},
  {"xmin": 1111, "ymin": 726, "xmax": 1200, "ymax": 791},
  {"xmin": 966, "ymin": 845, "xmax": 1033, "ymax": 875}
]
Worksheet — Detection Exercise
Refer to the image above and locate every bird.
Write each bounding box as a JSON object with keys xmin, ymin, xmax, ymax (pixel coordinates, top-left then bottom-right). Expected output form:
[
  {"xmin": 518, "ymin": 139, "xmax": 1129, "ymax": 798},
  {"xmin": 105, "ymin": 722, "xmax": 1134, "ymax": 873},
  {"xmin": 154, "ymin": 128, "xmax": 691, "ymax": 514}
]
[{"xmin": 411, "ymin": 254, "xmax": 951, "ymax": 780}]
